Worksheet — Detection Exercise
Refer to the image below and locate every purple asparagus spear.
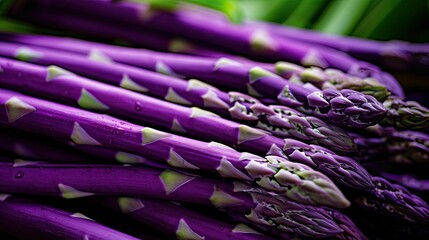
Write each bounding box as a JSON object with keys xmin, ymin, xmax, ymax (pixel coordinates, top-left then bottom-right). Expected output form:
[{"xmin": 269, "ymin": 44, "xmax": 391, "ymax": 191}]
[
  {"xmin": 381, "ymin": 96, "xmax": 429, "ymax": 130},
  {"xmin": 274, "ymin": 62, "xmax": 390, "ymax": 102},
  {"xmin": 363, "ymin": 162, "xmax": 429, "ymax": 193},
  {"xmin": 321, "ymin": 208, "xmax": 367, "ymax": 240},
  {"xmin": 0, "ymin": 194, "xmax": 139, "ymax": 240},
  {"xmin": 101, "ymin": 197, "xmax": 281, "ymax": 240},
  {"xmin": 267, "ymin": 139, "xmax": 374, "ymax": 190},
  {"xmin": 0, "ymin": 128, "xmax": 170, "ymax": 169},
  {"xmin": 73, "ymin": 132, "xmax": 373, "ymax": 198},
  {"xmin": 6, "ymin": 4, "xmax": 232, "ymax": 59},
  {"xmin": 352, "ymin": 127, "xmax": 429, "ymax": 164},
  {"xmin": 247, "ymin": 21, "xmax": 429, "ymax": 74},
  {"xmin": 0, "ymin": 129, "xmax": 91, "ymax": 163},
  {"xmin": 0, "ymin": 160, "xmax": 344, "ymax": 237},
  {"xmin": 377, "ymin": 172, "xmax": 429, "ymax": 192},
  {"xmin": 275, "ymin": 62, "xmax": 429, "ymax": 130},
  {"xmin": 0, "ymin": 42, "xmax": 356, "ymax": 153},
  {"xmin": 0, "ymin": 88, "xmax": 348, "ymax": 208},
  {"xmin": 357, "ymin": 177, "xmax": 429, "ymax": 223}
]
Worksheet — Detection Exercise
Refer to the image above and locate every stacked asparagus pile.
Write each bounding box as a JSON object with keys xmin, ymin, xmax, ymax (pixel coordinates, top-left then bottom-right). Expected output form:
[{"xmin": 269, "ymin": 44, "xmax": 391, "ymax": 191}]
[{"xmin": 0, "ymin": 0, "xmax": 428, "ymax": 239}]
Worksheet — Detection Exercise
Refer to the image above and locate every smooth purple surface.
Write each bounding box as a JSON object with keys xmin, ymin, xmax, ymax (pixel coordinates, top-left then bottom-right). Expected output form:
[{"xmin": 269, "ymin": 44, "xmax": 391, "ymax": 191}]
[
  {"xmin": 249, "ymin": 21, "xmax": 429, "ymax": 75},
  {"xmin": 0, "ymin": 130, "xmax": 90, "ymax": 163}
]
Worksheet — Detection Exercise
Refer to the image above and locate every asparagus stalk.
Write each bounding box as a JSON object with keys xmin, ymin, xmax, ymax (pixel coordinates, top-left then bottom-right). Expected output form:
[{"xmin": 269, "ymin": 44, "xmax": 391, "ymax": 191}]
[
  {"xmin": 352, "ymin": 127, "xmax": 429, "ymax": 164},
  {"xmin": 101, "ymin": 197, "xmax": 281, "ymax": 240},
  {"xmin": 376, "ymin": 172, "xmax": 429, "ymax": 192},
  {"xmin": 0, "ymin": 42, "xmax": 356, "ymax": 153},
  {"xmin": 267, "ymin": 139, "xmax": 373, "ymax": 190},
  {"xmin": 0, "ymin": 128, "xmax": 170, "ymax": 169},
  {"xmin": 1, "ymin": 119, "xmax": 370, "ymax": 196},
  {"xmin": 0, "ymin": 88, "xmax": 349, "ymax": 208},
  {"xmin": 6, "ymin": 3, "xmax": 233, "ymax": 59},
  {"xmin": 16, "ymin": 0, "xmax": 402, "ymax": 96},
  {"xmin": 248, "ymin": 22, "xmax": 429, "ymax": 73},
  {"xmin": 68, "ymin": 144, "xmax": 170, "ymax": 169},
  {"xmin": 275, "ymin": 62, "xmax": 390, "ymax": 102},
  {"xmin": 320, "ymin": 207, "xmax": 368, "ymax": 240},
  {"xmin": 363, "ymin": 162, "xmax": 429, "ymax": 192},
  {"xmin": 356, "ymin": 177, "xmax": 429, "ymax": 223},
  {"xmin": 0, "ymin": 160, "xmax": 344, "ymax": 237},
  {"xmin": 381, "ymin": 97, "xmax": 429, "ymax": 130},
  {"xmin": 0, "ymin": 129, "xmax": 91, "ymax": 163},
  {"xmin": 0, "ymin": 194, "xmax": 139, "ymax": 240},
  {"xmin": 275, "ymin": 62, "xmax": 429, "ymax": 130}
]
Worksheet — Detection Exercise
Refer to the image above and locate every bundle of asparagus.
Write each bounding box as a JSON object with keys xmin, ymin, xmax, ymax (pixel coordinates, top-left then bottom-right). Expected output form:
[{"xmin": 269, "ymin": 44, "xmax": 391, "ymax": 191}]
[{"xmin": 0, "ymin": 0, "xmax": 428, "ymax": 239}]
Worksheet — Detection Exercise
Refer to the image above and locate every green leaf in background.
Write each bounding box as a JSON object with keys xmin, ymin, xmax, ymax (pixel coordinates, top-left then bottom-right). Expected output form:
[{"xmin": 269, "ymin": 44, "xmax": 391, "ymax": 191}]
[
  {"xmin": 283, "ymin": 0, "xmax": 331, "ymax": 28},
  {"xmin": 0, "ymin": 17, "xmax": 63, "ymax": 35},
  {"xmin": 258, "ymin": 0, "xmax": 301, "ymax": 23},
  {"xmin": 0, "ymin": 0, "xmax": 14, "ymax": 17},
  {"xmin": 353, "ymin": 0, "xmax": 429, "ymax": 41},
  {"xmin": 186, "ymin": 0, "xmax": 243, "ymax": 23},
  {"xmin": 128, "ymin": 0, "xmax": 244, "ymax": 23},
  {"xmin": 313, "ymin": 0, "xmax": 374, "ymax": 35}
]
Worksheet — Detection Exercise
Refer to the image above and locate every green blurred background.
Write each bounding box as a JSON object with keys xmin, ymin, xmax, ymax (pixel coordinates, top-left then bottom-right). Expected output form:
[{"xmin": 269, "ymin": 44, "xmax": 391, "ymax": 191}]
[{"xmin": 241, "ymin": 0, "xmax": 429, "ymax": 42}]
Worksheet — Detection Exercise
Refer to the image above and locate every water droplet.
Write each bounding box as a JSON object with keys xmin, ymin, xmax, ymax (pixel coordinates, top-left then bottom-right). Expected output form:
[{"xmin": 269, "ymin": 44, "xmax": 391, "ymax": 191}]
[
  {"xmin": 104, "ymin": 167, "xmax": 112, "ymax": 174},
  {"xmin": 108, "ymin": 139, "xmax": 113, "ymax": 144},
  {"xmin": 134, "ymin": 101, "xmax": 142, "ymax": 112},
  {"xmin": 14, "ymin": 171, "xmax": 24, "ymax": 179}
]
